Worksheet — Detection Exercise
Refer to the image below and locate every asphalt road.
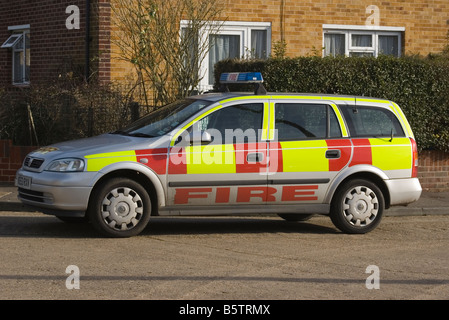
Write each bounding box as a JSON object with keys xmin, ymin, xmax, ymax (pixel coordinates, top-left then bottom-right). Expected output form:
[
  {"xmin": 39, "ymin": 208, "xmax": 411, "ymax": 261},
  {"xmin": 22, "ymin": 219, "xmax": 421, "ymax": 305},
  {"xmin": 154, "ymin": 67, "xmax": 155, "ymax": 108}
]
[{"xmin": 0, "ymin": 211, "xmax": 448, "ymax": 302}]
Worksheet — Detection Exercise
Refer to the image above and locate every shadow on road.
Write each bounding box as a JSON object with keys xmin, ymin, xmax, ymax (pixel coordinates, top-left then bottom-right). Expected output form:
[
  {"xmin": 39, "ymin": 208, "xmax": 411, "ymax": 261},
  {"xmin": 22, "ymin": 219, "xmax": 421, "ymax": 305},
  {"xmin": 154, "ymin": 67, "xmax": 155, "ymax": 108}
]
[{"xmin": 0, "ymin": 215, "xmax": 338, "ymax": 238}]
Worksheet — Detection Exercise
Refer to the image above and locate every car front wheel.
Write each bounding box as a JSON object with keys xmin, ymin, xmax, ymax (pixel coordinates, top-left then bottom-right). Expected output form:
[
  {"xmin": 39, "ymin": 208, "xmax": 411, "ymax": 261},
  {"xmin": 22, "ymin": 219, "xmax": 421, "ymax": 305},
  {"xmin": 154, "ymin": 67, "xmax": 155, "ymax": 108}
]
[
  {"xmin": 330, "ymin": 179, "xmax": 384, "ymax": 234},
  {"xmin": 87, "ymin": 178, "xmax": 152, "ymax": 238}
]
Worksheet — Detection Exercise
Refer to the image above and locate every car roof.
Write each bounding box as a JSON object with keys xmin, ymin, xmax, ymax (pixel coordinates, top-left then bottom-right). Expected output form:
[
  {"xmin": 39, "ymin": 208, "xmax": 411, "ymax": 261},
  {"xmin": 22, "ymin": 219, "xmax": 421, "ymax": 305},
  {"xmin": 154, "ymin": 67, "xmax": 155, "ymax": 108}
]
[{"xmin": 190, "ymin": 92, "xmax": 391, "ymax": 104}]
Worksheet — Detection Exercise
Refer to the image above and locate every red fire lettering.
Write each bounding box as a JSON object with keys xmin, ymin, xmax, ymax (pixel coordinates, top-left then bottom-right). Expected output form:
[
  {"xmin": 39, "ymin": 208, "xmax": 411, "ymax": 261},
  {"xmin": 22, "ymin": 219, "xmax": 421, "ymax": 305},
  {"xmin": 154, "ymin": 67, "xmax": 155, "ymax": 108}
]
[
  {"xmin": 215, "ymin": 187, "xmax": 231, "ymax": 203},
  {"xmin": 236, "ymin": 186, "xmax": 277, "ymax": 202},
  {"xmin": 174, "ymin": 188, "xmax": 212, "ymax": 204},
  {"xmin": 281, "ymin": 185, "xmax": 318, "ymax": 201}
]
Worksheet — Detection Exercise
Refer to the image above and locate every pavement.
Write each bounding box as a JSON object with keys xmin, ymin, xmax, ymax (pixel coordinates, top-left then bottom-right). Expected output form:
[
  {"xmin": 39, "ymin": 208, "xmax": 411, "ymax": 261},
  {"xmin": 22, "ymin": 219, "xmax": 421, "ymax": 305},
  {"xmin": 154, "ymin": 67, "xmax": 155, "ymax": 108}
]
[{"xmin": 1, "ymin": 182, "xmax": 449, "ymax": 216}]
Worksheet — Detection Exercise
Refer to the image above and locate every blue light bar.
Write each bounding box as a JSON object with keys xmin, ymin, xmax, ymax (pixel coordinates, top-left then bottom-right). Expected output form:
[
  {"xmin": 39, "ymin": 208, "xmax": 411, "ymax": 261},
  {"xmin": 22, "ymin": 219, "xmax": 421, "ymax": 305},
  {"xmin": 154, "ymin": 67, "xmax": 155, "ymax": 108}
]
[{"xmin": 219, "ymin": 72, "xmax": 263, "ymax": 84}]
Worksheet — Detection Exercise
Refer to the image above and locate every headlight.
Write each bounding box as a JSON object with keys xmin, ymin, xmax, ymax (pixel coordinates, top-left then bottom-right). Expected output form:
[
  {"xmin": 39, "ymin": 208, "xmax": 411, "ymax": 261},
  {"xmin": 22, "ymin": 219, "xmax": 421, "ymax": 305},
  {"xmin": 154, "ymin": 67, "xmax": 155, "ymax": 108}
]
[{"xmin": 46, "ymin": 159, "xmax": 85, "ymax": 172}]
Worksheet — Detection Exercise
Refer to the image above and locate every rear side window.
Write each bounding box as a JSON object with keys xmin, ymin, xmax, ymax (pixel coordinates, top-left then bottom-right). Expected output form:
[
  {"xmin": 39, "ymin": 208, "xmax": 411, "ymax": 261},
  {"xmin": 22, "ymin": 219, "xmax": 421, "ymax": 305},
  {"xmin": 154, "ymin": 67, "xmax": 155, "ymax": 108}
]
[
  {"xmin": 275, "ymin": 103, "xmax": 342, "ymax": 141},
  {"xmin": 340, "ymin": 105, "xmax": 405, "ymax": 138}
]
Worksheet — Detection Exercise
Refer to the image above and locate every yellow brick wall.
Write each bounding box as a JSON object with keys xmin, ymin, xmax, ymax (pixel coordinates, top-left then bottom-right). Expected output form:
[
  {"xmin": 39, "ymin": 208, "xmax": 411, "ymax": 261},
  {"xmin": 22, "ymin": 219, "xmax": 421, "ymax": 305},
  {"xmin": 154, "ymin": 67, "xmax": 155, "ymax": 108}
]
[
  {"xmin": 108, "ymin": 0, "xmax": 449, "ymax": 84},
  {"xmin": 220, "ymin": 0, "xmax": 449, "ymax": 57}
]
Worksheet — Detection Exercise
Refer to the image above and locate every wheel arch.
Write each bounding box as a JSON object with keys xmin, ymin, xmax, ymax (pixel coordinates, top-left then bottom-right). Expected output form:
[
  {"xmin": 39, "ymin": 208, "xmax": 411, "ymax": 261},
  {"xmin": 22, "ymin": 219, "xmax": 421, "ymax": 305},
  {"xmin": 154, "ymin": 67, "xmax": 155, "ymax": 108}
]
[
  {"xmin": 326, "ymin": 167, "xmax": 391, "ymax": 209},
  {"xmin": 88, "ymin": 163, "xmax": 166, "ymax": 216}
]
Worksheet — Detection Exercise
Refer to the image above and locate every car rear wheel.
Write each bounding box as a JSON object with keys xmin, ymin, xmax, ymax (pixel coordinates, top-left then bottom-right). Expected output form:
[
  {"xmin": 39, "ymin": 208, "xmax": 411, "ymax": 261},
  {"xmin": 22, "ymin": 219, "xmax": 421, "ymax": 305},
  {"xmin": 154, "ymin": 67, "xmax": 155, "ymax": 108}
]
[
  {"xmin": 330, "ymin": 179, "xmax": 384, "ymax": 234},
  {"xmin": 87, "ymin": 178, "xmax": 152, "ymax": 238}
]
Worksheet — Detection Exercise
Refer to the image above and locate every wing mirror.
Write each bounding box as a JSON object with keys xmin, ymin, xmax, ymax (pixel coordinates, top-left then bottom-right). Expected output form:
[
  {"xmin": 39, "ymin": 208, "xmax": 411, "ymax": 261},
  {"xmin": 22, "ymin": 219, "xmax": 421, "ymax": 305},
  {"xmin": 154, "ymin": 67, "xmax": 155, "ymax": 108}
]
[{"xmin": 190, "ymin": 131, "xmax": 212, "ymax": 144}]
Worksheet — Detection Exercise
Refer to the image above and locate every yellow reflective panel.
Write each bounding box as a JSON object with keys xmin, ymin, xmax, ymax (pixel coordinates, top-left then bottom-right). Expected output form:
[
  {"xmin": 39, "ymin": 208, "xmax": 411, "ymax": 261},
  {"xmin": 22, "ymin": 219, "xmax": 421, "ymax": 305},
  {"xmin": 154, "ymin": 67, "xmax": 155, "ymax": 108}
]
[
  {"xmin": 357, "ymin": 98, "xmax": 390, "ymax": 104},
  {"xmin": 85, "ymin": 151, "xmax": 137, "ymax": 172},
  {"xmin": 280, "ymin": 140, "xmax": 328, "ymax": 172},
  {"xmin": 369, "ymin": 138, "xmax": 412, "ymax": 170},
  {"xmin": 261, "ymin": 102, "xmax": 270, "ymax": 141},
  {"xmin": 268, "ymin": 102, "xmax": 275, "ymax": 140},
  {"xmin": 185, "ymin": 144, "xmax": 236, "ymax": 174},
  {"xmin": 270, "ymin": 95, "xmax": 323, "ymax": 100},
  {"xmin": 330, "ymin": 104, "xmax": 348, "ymax": 137},
  {"xmin": 391, "ymin": 102, "xmax": 414, "ymax": 138}
]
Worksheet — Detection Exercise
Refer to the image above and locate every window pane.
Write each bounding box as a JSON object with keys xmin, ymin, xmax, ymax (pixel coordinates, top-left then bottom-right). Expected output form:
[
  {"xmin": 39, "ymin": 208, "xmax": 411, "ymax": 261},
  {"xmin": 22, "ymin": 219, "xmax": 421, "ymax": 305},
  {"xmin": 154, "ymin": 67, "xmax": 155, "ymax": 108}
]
[
  {"xmin": 25, "ymin": 33, "xmax": 30, "ymax": 82},
  {"xmin": 1, "ymin": 34, "xmax": 22, "ymax": 48},
  {"xmin": 349, "ymin": 52, "xmax": 374, "ymax": 57},
  {"xmin": 379, "ymin": 35, "xmax": 399, "ymax": 56},
  {"xmin": 209, "ymin": 34, "xmax": 240, "ymax": 85},
  {"xmin": 340, "ymin": 106, "xmax": 405, "ymax": 137},
  {"xmin": 196, "ymin": 103, "xmax": 263, "ymax": 144},
  {"xmin": 329, "ymin": 108, "xmax": 342, "ymax": 138},
  {"xmin": 13, "ymin": 50, "xmax": 24, "ymax": 83},
  {"xmin": 275, "ymin": 104, "xmax": 327, "ymax": 140},
  {"xmin": 181, "ymin": 27, "xmax": 198, "ymax": 71},
  {"xmin": 251, "ymin": 30, "xmax": 267, "ymax": 59},
  {"xmin": 351, "ymin": 34, "xmax": 372, "ymax": 47},
  {"xmin": 324, "ymin": 34, "xmax": 345, "ymax": 57}
]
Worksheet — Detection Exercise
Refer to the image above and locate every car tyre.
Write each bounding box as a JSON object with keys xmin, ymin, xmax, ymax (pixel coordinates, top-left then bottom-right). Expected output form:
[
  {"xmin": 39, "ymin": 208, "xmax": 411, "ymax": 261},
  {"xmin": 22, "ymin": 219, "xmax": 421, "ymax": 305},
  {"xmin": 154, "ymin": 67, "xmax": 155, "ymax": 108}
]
[
  {"xmin": 87, "ymin": 178, "xmax": 152, "ymax": 238},
  {"xmin": 330, "ymin": 179, "xmax": 384, "ymax": 234}
]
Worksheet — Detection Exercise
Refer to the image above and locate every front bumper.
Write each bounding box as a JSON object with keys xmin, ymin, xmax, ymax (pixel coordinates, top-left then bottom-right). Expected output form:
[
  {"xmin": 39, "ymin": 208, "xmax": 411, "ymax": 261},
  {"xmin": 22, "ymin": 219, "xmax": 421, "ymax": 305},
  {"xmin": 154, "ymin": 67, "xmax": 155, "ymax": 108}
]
[{"xmin": 15, "ymin": 169, "xmax": 100, "ymax": 216}]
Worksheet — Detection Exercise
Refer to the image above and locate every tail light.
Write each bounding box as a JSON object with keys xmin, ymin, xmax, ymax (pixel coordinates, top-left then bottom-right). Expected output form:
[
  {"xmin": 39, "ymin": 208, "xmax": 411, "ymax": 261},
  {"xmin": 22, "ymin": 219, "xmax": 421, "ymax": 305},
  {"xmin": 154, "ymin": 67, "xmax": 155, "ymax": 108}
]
[{"xmin": 410, "ymin": 138, "xmax": 418, "ymax": 178}]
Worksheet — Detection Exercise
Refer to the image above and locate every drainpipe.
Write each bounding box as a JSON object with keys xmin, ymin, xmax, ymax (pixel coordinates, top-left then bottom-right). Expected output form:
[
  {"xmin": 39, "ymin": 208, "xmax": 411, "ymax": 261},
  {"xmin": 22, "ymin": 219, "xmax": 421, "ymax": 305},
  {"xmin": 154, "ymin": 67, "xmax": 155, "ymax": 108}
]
[{"xmin": 85, "ymin": 0, "xmax": 91, "ymax": 83}]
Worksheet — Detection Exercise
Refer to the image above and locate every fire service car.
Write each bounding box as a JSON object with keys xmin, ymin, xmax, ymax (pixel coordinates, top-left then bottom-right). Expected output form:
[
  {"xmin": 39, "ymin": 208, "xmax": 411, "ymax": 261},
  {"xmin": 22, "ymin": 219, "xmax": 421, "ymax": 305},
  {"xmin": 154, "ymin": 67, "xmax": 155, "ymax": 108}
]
[{"xmin": 16, "ymin": 72, "xmax": 422, "ymax": 237}]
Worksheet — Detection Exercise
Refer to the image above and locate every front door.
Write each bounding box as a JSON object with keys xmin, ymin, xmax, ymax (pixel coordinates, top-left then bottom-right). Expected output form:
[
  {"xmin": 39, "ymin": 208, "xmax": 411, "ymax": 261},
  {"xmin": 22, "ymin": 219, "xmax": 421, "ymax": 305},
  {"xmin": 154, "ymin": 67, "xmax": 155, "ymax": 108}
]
[{"xmin": 166, "ymin": 100, "xmax": 270, "ymax": 211}]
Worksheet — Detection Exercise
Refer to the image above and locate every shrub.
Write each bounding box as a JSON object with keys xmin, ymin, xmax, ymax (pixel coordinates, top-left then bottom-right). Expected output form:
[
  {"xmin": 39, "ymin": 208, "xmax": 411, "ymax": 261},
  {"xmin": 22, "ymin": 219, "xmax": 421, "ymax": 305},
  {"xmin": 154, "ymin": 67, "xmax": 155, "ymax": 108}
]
[
  {"xmin": 0, "ymin": 81, "xmax": 138, "ymax": 146},
  {"xmin": 214, "ymin": 55, "xmax": 449, "ymax": 151}
]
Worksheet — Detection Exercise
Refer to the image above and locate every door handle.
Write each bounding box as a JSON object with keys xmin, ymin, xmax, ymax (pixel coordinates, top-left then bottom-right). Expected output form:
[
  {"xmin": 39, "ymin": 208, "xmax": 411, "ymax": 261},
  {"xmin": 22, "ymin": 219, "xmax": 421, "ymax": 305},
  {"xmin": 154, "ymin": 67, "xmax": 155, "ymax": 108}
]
[
  {"xmin": 325, "ymin": 149, "xmax": 341, "ymax": 159},
  {"xmin": 247, "ymin": 152, "xmax": 264, "ymax": 163}
]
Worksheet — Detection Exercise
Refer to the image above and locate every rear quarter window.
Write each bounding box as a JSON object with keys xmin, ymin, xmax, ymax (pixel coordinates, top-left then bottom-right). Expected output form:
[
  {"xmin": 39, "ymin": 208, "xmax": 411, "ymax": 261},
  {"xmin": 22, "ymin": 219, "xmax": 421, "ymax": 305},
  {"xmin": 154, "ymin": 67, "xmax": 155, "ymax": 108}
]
[{"xmin": 340, "ymin": 105, "xmax": 405, "ymax": 138}]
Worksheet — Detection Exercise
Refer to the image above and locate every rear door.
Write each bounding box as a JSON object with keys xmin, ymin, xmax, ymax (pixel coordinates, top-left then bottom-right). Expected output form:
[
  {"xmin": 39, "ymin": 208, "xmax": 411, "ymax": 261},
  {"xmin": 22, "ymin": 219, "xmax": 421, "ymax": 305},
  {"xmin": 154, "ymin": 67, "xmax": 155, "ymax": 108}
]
[
  {"xmin": 339, "ymin": 101, "xmax": 413, "ymax": 179},
  {"xmin": 267, "ymin": 99, "xmax": 351, "ymax": 204}
]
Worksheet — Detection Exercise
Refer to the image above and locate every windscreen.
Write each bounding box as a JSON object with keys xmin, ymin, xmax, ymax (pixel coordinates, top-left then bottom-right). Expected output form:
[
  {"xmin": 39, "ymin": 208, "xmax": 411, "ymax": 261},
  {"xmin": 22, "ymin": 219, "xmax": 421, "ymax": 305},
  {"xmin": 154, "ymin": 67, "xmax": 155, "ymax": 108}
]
[{"xmin": 113, "ymin": 98, "xmax": 212, "ymax": 138}]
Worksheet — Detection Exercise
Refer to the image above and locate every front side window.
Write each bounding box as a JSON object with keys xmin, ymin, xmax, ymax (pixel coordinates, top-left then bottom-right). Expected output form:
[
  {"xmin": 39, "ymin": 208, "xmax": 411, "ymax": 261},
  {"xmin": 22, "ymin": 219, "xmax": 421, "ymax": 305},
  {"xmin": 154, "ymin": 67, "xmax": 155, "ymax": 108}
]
[
  {"xmin": 340, "ymin": 105, "xmax": 405, "ymax": 138},
  {"xmin": 190, "ymin": 103, "xmax": 264, "ymax": 144},
  {"xmin": 1, "ymin": 28, "xmax": 30, "ymax": 85},
  {"xmin": 275, "ymin": 103, "xmax": 342, "ymax": 141}
]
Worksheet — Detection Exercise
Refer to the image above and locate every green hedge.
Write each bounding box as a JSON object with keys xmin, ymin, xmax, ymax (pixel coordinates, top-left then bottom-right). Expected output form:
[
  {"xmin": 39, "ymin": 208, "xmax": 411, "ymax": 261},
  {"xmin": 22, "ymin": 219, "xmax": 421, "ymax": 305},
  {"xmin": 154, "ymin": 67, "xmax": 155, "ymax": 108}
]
[{"xmin": 214, "ymin": 55, "xmax": 449, "ymax": 152}]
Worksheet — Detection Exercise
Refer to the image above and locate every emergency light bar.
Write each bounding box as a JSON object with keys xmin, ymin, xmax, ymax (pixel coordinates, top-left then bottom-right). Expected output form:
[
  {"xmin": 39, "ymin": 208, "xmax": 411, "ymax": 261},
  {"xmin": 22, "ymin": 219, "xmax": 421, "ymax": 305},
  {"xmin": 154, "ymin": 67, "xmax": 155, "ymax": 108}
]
[
  {"xmin": 218, "ymin": 72, "xmax": 267, "ymax": 95},
  {"xmin": 219, "ymin": 72, "xmax": 264, "ymax": 84}
]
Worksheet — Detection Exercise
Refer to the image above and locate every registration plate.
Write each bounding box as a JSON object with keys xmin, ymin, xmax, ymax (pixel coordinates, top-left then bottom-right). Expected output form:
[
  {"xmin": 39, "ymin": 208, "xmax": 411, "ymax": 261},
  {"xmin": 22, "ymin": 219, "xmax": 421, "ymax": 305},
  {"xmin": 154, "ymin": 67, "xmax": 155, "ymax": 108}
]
[{"xmin": 17, "ymin": 175, "xmax": 32, "ymax": 189}]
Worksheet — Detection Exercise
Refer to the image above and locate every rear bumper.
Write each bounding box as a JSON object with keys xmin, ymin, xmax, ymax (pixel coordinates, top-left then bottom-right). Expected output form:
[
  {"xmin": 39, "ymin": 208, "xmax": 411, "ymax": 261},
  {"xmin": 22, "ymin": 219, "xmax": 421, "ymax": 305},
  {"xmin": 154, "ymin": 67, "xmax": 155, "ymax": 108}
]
[{"xmin": 386, "ymin": 178, "xmax": 422, "ymax": 206}]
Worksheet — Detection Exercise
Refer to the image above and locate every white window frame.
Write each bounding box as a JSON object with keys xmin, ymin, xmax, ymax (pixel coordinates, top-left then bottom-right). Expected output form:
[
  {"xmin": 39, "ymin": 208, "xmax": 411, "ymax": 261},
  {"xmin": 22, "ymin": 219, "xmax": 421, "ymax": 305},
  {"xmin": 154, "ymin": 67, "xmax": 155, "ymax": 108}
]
[
  {"xmin": 1, "ymin": 34, "xmax": 23, "ymax": 49},
  {"xmin": 181, "ymin": 20, "xmax": 271, "ymax": 92},
  {"xmin": 2, "ymin": 25, "xmax": 30, "ymax": 86},
  {"xmin": 323, "ymin": 24, "xmax": 404, "ymax": 58}
]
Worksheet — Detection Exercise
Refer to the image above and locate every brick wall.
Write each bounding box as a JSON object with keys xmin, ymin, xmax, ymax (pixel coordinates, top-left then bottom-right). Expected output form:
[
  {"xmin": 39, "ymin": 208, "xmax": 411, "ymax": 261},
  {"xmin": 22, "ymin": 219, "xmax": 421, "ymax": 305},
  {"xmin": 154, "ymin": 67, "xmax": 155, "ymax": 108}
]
[
  {"xmin": 219, "ymin": 0, "xmax": 449, "ymax": 57},
  {"xmin": 0, "ymin": 0, "xmax": 86, "ymax": 87},
  {"xmin": 0, "ymin": 140, "xmax": 35, "ymax": 183},
  {"xmin": 94, "ymin": 0, "xmax": 112, "ymax": 84},
  {"xmin": 107, "ymin": 0, "xmax": 449, "ymax": 96},
  {"xmin": 0, "ymin": 0, "xmax": 110, "ymax": 88},
  {"xmin": 418, "ymin": 150, "xmax": 449, "ymax": 192}
]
